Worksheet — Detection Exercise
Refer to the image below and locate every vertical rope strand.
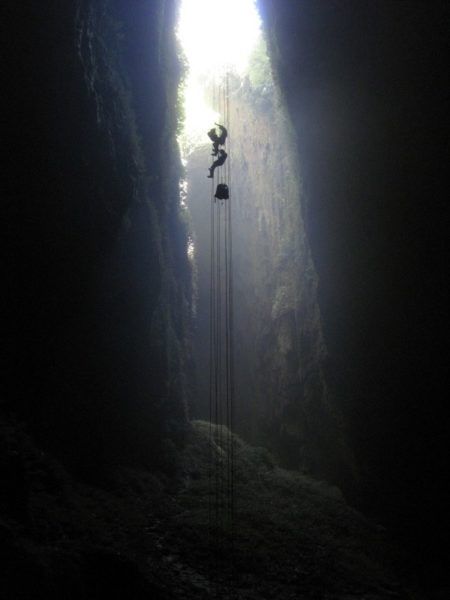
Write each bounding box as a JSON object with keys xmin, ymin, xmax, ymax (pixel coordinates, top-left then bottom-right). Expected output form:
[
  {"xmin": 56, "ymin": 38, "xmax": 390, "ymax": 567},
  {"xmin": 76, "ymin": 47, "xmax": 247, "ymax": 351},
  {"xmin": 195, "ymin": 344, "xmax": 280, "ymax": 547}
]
[
  {"xmin": 226, "ymin": 72, "xmax": 235, "ymax": 590},
  {"xmin": 208, "ymin": 71, "xmax": 235, "ymax": 594},
  {"xmin": 209, "ymin": 74, "xmax": 218, "ymax": 594}
]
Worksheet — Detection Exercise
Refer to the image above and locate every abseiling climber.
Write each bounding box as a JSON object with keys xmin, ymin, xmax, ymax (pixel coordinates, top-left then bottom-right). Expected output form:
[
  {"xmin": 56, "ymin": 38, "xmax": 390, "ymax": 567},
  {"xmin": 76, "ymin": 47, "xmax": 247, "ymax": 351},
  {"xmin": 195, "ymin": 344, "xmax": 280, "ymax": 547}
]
[
  {"xmin": 207, "ymin": 149, "xmax": 228, "ymax": 178},
  {"xmin": 207, "ymin": 122, "xmax": 228, "ymax": 178},
  {"xmin": 207, "ymin": 123, "xmax": 228, "ymax": 156}
]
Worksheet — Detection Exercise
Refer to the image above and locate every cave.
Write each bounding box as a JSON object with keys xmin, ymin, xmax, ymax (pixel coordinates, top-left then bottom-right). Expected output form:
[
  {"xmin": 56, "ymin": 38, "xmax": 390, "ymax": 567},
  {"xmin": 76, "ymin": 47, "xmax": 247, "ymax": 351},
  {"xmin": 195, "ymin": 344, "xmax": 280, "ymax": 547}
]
[{"xmin": 3, "ymin": 1, "xmax": 448, "ymax": 598}]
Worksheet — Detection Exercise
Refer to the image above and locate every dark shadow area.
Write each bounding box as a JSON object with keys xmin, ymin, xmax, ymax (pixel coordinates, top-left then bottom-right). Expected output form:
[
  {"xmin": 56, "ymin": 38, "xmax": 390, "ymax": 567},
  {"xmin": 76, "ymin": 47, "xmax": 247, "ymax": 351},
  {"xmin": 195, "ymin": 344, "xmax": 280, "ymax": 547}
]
[
  {"xmin": 3, "ymin": 0, "xmax": 191, "ymax": 478},
  {"xmin": 259, "ymin": 0, "xmax": 449, "ymax": 592}
]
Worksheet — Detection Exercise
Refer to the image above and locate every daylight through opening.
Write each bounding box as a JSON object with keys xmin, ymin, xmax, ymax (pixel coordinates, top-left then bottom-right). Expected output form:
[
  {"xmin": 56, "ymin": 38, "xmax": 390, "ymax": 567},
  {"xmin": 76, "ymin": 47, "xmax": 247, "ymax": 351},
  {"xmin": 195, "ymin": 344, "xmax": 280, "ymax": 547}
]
[{"xmin": 177, "ymin": 0, "xmax": 262, "ymax": 157}]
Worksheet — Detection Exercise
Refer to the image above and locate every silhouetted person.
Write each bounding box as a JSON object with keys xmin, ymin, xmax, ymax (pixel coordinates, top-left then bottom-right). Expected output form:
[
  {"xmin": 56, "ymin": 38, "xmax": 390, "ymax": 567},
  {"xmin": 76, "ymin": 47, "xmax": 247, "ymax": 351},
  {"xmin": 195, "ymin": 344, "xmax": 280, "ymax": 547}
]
[
  {"xmin": 216, "ymin": 123, "xmax": 227, "ymax": 144},
  {"xmin": 207, "ymin": 127, "xmax": 218, "ymax": 142},
  {"xmin": 207, "ymin": 124, "xmax": 228, "ymax": 155},
  {"xmin": 207, "ymin": 149, "xmax": 227, "ymax": 178}
]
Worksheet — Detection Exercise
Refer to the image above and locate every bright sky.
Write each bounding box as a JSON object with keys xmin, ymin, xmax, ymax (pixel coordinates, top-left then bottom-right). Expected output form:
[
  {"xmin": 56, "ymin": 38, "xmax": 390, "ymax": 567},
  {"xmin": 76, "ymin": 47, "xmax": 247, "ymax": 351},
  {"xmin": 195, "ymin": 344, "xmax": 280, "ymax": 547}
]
[{"xmin": 177, "ymin": 0, "xmax": 261, "ymax": 155}]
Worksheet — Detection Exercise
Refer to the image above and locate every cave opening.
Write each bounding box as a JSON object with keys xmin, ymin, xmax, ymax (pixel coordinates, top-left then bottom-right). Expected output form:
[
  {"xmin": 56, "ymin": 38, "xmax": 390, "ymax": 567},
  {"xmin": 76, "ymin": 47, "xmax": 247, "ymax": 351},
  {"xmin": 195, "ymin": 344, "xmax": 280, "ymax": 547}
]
[
  {"xmin": 177, "ymin": 0, "xmax": 262, "ymax": 153},
  {"xmin": 175, "ymin": 0, "xmax": 263, "ymax": 300}
]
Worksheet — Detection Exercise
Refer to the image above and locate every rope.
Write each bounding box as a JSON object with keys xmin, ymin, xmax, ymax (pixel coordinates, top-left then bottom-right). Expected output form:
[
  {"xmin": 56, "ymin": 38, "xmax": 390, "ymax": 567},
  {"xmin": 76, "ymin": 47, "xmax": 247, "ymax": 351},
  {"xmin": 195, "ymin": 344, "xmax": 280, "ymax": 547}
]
[
  {"xmin": 208, "ymin": 128, "xmax": 215, "ymax": 591},
  {"xmin": 208, "ymin": 70, "xmax": 234, "ymax": 594},
  {"xmin": 226, "ymin": 73, "xmax": 235, "ymax": 587}
]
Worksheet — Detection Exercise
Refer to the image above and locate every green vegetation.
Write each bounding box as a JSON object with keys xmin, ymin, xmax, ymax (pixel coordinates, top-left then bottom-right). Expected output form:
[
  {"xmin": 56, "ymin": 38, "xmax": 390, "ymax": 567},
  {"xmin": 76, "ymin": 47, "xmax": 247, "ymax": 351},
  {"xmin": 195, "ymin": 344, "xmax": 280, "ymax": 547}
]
[
  {"xmin": 175, "ymin": 45, "xmax": 189, "ymax": 137},
  {"xmin": 248, "ymin": 37, "xmax": 272, "ymax": 88}
]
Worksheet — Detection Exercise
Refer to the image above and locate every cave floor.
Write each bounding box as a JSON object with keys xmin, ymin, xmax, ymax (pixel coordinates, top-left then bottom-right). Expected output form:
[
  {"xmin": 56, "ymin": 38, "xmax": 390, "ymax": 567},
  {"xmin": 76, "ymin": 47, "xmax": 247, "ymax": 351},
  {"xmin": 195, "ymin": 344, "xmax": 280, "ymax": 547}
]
[{"xmin": 1, "ymin": 418, "xmax": 421, "ymax": 599}]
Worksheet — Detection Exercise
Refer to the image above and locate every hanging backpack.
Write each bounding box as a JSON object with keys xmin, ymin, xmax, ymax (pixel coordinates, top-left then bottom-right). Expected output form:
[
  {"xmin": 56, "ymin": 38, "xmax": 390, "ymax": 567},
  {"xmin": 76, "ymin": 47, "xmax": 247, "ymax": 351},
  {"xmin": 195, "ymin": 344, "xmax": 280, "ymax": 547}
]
[{"xmin": 215, "ymin": 183, "xmax": 229, "ymax": 200}]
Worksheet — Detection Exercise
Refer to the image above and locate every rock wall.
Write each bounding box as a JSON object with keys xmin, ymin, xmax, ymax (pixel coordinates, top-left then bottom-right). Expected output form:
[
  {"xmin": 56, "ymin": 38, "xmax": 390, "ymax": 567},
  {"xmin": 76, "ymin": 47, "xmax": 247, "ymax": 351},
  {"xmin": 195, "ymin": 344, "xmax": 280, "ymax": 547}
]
[
  {"xmin": 3, "ymin": 0, "xmax": 193, "ymax": 476},
  {"xmin": 258, "ymin": 0, "xmax": 449, "ymax": 571}
]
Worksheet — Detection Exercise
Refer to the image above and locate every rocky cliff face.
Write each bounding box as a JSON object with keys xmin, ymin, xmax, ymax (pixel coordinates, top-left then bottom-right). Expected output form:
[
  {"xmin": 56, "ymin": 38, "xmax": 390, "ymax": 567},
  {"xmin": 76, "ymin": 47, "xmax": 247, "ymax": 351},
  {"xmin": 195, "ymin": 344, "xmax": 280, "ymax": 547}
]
[
  {"xmin": 4, "ymin": 0, "xmax": 192, "ymax": 475},
  {"xmin": 187, "ymin": 72, "xmax": 354, "ymax": 487},
  {"xmin": 258, "ymin": 0, "xmax": 449, "ymax": 584}
]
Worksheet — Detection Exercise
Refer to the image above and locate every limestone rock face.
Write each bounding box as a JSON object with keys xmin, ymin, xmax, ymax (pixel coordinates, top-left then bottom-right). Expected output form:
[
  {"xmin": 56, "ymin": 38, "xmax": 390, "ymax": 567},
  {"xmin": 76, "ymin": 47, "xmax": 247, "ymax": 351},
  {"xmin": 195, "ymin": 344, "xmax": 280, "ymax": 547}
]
[{"xmin": 4, "ymin": 0, "xmax": 192, "ymax": 473}]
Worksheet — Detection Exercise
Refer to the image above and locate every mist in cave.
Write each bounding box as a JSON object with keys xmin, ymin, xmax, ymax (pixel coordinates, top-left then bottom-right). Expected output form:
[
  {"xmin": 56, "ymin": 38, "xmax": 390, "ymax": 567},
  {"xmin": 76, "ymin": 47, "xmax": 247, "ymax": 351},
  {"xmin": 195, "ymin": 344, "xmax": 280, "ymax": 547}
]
[{"xmin": 2, "ymin": 1, "xmax": 449, "ymax": 599}]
